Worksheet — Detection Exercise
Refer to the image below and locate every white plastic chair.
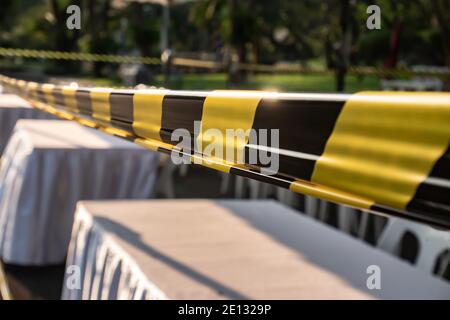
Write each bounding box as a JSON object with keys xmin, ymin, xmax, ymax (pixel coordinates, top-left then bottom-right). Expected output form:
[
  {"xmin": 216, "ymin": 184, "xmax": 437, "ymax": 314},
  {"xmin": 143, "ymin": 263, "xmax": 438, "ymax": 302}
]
[{"xmin": 377, "ymin": 217, "xmax": 450, "ymax": 274}]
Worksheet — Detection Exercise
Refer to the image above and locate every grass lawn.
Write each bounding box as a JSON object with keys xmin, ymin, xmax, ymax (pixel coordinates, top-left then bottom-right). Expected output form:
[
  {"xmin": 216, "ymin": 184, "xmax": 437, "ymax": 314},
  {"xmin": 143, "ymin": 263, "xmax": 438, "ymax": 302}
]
[
  {"xmin": 153, "ymin": 72, "xmax": 382, "ymax": 93},
  {"xmin": 82, "ymin": 72, "xmax": 381, "ymax": 93}
]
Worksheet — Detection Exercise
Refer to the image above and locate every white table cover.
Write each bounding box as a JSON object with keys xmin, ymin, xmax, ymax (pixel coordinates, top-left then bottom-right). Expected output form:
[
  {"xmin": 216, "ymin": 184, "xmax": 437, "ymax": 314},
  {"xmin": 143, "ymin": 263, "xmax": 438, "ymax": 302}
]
[
  {"xmin": 62, "ymin": 200, "xmax": 450, "ymax": 300},
  {"xmin": 0, "ymin": 120, "xmax": 159, "ymax": 265},
  {"xmin": 0, "ymin": 94, "xmax": 56, "ymax": 155}
]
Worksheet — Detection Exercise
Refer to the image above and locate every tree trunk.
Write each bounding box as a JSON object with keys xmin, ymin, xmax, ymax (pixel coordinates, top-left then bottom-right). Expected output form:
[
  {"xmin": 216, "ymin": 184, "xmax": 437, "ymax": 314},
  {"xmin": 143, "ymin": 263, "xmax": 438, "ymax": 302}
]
[
  {"xmin": 227, "ymin": 0, "xmax": 247, "ymax": 88},
  {"xmin": 49, "ymin": 0, "xmax": 81, "ymax": 73},
  {"xmin": 336, "ymin": 0, "xmax": 354, "ymax": 92},
  {"xmin": 431, "ymin": 0, "xmax": 450, "ymax": 90}
]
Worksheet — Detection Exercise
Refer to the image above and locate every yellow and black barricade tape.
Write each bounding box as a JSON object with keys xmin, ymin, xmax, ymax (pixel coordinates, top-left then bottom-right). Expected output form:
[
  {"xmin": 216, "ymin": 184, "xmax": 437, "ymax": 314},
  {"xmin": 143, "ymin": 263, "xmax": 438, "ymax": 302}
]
[
  {"xmin": 2, "ymin": 47, "xmax": 450, "ymax": 77},
  {"xmin": 1, "ymin": 74, "xmax": 449, "ymax": 228},
  {"xmin": 0, "ymin": 47, "xmax": 161, "ymax": 65}
]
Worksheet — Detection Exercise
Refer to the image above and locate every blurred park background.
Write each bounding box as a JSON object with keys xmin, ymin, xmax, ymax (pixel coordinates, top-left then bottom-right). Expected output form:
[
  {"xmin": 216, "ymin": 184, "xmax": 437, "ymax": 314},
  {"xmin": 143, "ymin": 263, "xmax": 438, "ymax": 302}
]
[
  {"xmin": 1, "ymin": 1, "xmax": 450, "ymax": 299},
  {"xmin": 0, "ymin": 0, "xmax": 449, "ymax": 92}
]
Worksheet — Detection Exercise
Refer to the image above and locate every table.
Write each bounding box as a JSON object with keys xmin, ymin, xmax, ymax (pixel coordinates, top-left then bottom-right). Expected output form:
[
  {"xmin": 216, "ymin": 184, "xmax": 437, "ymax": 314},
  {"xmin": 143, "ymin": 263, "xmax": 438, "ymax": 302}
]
[
  {"xmin": 62, "ymin": 200, "xmax": 450, "ymax": 300},
  {"xmin": 0, "ymin": 120, "xmax": 160, "ymax": 266},
  {"xmin": 0, "ymin": 94, "xmax": 55, "ymax": 155}
]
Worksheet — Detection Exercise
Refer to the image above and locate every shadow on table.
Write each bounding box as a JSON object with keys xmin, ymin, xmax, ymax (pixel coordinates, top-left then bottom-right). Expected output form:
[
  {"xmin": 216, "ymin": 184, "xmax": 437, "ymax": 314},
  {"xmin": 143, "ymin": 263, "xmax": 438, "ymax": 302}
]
[
  {"xmin": 217, "ymin": 200, "xmax": 450, "ymax": 300},
  {"xmin": 95, "ymin": 216, "xmax": 250, "ymax": 299}
]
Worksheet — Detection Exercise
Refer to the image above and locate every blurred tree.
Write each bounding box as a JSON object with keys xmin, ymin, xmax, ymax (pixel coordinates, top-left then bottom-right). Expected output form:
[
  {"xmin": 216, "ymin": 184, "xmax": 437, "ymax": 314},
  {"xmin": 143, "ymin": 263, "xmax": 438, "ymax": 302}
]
[
  {"xmin": 0, "ymin": 0, "xmax": 16, "ymax": 46},
  {"xmin": 279, "ymin": 1, "xmax": 336, "ymax": 62},
  {"xmin": 190, "ymin": 0, "xmax": 253, "ymax": 85},
  {"xmin": 49, "ymin": 0, "xmax": 81, "ymax": 52},
  {"xmin": 355, "ymin": 0, "xmax": 445, "ymax": 66},
  {"xmin": 1, "ymin": 0, "xmax": 450, "ymax": 88},
  {"xmin": 126, "ymin": 2, "xmax": 160, "ymax": 57},
  {"xmin": 431, "ymin": 0, "xmax": 450, "ymax": 89},
  {"xmin": 431, "ymin": 0, "xmax": 450, "ymax": 65},
  {"xmin": 48, "ymin": 0, "xmax": 82, "ymax": 73},
  {"xmin": 335, "ymin": 0, "xmax": 356, "ymax": 91},
  {"xmin": 86, "ymin": 0, "xmax": 112, "ymax": 76}
]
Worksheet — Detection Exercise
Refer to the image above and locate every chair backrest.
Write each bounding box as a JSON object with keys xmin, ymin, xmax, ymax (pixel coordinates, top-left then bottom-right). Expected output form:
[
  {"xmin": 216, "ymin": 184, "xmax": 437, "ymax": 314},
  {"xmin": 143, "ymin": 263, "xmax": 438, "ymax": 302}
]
[{"xmin": 377, "ymin": 218, "xmax": 450, "ymax": 274}]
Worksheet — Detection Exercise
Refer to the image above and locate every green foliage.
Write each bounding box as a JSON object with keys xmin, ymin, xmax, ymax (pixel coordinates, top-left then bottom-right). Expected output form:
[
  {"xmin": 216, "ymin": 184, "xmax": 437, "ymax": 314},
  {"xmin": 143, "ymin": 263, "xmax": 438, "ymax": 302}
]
[
  {"xmin": 149, "ymin": 72, "xmax": 380, "ymax": 93},
  {"xmin": 1, "ymin": 0, "xmax": 449, "ymax": 82}
]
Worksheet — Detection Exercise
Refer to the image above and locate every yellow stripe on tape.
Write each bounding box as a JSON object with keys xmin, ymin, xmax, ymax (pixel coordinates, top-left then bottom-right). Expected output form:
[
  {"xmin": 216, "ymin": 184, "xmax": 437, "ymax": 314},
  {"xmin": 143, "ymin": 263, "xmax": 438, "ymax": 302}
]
[
  {"xmin": 197, "ymin": 91, "xmax": 270, "ymax": 164},
  {"xmin": 90, "ymin": 88, "xmax": 113, "ymax": 124},
  {"xmin": 62, "ymin": 86, "xmax": 79, "ymax": 113},
  {"xmin": 132, "ymin": 90, "xmax": 168, "ymax": 141},
  {"xmin": 311, "ymin": 91, "xmax": 450, "ymax": 210},
  {"xmin": 26, "ymin": 82, "xmax": 39, "ymax": 101},
  {"xmin": 134, "ymin": 138, "xmax": 172, "ymax": 151},
  {"xmin": 192, "ymin": 154, "xmax": 232, "ymax": 173},
  {"xmin": 290, "ymin": 179, "xmax": 374, "ymax": 209},
  {"xmin": 42, "ymin": 83, "xmax": 56, "ymax": 107}
]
